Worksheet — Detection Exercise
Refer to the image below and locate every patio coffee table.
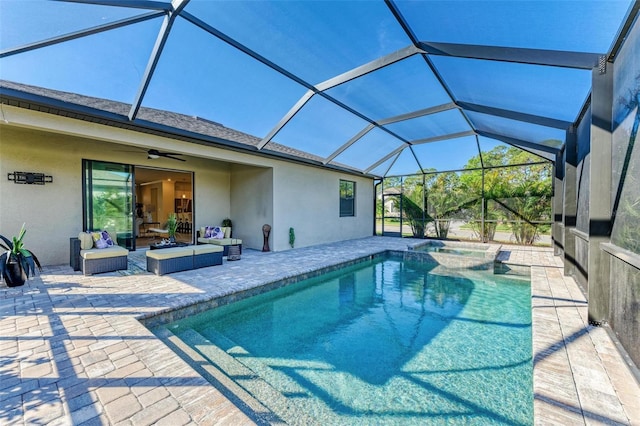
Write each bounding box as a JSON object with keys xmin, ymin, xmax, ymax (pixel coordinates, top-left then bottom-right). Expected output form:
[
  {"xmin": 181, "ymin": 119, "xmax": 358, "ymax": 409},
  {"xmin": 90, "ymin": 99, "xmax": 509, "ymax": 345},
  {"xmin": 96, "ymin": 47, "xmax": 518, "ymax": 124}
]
[{"xmin": 149, "ymin": 242, "xmax": 188, "ymax": 250}]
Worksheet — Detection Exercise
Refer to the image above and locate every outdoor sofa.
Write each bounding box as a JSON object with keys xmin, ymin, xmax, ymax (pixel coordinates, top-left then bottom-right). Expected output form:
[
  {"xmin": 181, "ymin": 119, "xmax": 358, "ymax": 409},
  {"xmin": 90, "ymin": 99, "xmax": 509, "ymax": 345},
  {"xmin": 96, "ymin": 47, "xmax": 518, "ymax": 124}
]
[
  {"xmin": 70, "ymin": 231, "xmax": 129, "ymax": 275},
  {"xmin": 146, "ymin": 244, "xmax": 223, "ymax": 275},
  {"xmin": 196, "ymin": 226, "xmax": 242, "ymax": 256}
]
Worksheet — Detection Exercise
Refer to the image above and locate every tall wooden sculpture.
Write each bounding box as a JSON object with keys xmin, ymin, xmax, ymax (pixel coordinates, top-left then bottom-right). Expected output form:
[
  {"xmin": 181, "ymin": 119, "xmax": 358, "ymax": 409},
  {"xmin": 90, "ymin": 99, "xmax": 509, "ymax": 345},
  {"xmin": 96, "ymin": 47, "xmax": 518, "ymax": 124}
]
[{"xmin": 262, "ymin": 224, "xmax": 271, "ymax": 252}]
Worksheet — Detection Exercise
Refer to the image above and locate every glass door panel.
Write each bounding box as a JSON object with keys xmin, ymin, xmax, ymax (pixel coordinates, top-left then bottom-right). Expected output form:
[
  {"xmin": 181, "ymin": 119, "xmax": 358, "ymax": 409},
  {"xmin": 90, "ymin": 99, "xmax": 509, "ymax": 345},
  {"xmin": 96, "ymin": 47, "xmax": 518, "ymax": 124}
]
[{"xmin": 83, "ymin": 160, "xmax": 135, "ymax": 250}]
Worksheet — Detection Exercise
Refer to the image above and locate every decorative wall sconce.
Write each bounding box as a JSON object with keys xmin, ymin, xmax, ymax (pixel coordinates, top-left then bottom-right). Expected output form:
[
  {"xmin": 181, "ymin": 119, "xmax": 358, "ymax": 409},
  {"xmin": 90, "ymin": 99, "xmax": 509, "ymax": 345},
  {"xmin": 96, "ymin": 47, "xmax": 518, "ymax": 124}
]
[{"xmin": 7, "ymin": 171, "xmax": 53, "ymax": 185}]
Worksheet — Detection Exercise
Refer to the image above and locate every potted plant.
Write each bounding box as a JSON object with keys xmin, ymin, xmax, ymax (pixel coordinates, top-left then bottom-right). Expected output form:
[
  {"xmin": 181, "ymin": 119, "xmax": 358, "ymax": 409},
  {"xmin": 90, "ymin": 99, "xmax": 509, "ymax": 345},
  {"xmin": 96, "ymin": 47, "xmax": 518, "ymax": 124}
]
[
  {"xmin": 167, "ymin": 213, "xmax": 178, "ymax": 243},
  {"xmin": 0, "ymin": 224, "xmax": 42, "ymax": 287},
  {"xmin": 222, "ymin": 218, "xmax": 232, "ymax": 237}
]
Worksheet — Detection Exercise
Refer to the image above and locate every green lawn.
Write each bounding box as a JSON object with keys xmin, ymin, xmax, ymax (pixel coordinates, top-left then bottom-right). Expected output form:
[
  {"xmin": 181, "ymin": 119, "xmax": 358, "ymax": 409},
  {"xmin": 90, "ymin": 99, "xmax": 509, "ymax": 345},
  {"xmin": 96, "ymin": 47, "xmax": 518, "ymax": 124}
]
[{"xmin": 377, "ymin": 219, "xmax": 551, "ymax": 235}]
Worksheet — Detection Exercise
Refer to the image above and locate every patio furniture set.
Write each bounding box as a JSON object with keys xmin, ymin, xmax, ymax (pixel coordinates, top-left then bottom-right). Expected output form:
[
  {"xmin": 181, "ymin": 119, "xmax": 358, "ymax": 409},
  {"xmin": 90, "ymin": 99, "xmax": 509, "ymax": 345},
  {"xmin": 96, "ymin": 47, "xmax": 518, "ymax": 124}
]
[{"xmin": 70, "ymin": 227, "xmax": 242, "ymax": 276}]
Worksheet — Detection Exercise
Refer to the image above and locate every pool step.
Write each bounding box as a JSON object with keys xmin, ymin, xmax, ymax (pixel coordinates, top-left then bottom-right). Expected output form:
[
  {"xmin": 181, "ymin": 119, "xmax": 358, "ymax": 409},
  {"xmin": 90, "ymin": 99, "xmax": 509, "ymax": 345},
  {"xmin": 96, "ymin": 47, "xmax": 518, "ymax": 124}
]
[
  {"xmin": 173, "ymin": 327, "xmax": 321, "ymax": 426},
  {"xmin": 196, "ymin": 326, "xmax": 339, "ymax": 426},
  {"xmin": 493, "ymin": 261, "xmax": 531, "ymax": 279},
  {"xmin": 153, "ymin": 325, "xmax": 283, "ymax": 425}
]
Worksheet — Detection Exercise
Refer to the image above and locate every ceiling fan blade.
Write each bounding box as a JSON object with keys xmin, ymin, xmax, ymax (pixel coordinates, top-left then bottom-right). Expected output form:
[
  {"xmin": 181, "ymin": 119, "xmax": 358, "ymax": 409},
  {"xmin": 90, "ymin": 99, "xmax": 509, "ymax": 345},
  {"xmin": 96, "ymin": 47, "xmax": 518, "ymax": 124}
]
[
  {"xmin": 145, "ymin": 149, "xmax": 184, "ymax": 161},
  {"xmin": 149, "ymin": 149, "xmax": 182, "ymax": 156},
  {"xmin": 162, "ymin": 154, "xmax": 186, "ymax": 162}
]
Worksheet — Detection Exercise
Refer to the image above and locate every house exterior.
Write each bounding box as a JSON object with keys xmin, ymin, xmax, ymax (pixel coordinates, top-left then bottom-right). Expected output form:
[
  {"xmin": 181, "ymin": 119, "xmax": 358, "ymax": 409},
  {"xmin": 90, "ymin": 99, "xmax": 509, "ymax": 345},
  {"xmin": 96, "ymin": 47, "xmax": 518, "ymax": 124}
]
[{"xmin": 0, "ymin": 83, "xmax": 374, "ymax": 266}]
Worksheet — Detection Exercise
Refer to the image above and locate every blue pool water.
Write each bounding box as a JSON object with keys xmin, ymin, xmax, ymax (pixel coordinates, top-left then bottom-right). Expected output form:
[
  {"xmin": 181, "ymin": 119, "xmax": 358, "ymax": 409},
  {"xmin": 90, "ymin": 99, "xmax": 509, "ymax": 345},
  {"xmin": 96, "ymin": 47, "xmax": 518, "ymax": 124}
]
[{"xmin": 155, "ymin": 256, "xmax": 532, "ymax": 425}]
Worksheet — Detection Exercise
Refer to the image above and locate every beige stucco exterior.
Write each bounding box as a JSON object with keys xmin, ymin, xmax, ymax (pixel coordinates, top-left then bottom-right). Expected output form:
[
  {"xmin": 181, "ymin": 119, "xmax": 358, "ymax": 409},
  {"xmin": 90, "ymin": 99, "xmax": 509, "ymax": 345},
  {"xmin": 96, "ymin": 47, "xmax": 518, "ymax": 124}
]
[{"xmin": 0, "ymin": 105, "xmax": 374, "ymax": 266}]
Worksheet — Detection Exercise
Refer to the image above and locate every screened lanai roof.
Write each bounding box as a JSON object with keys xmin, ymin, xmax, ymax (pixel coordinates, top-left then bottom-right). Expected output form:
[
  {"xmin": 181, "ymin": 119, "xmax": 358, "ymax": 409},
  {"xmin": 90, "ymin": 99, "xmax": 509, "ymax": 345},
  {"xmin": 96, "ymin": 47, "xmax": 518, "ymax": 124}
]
[{"xmin": 1, "ymin": 0, "xmax": 637, "ymax": 177}]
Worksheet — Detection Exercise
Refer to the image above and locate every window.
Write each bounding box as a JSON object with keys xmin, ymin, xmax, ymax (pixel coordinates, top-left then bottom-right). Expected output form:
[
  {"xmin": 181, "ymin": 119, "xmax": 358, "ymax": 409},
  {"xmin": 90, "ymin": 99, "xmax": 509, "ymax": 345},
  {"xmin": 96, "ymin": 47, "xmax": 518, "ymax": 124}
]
[
  {"xmin": 340, "ymin": 180, "xmax": 355, "ymax": 217},
  {"xmin": 82, "ymin": 159, "xmax": 134, "ymax": 249}
]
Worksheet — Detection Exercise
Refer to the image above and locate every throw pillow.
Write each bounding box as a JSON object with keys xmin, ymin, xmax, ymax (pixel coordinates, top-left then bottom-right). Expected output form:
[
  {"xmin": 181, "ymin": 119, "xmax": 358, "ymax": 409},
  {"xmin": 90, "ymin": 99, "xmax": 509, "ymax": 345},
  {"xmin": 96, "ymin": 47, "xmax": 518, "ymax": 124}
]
[
  {"xmin": 79, "ymin": 232, "xmax": 93, "ymax": 250},
  {"xmin": 213, "ymin": 226, "xmax": 224, "ymax": 239},
  {"xmin": 89, "ymin": 230, "xmax": 111, "ymax": 249},
  {"xmin": 91, "ymin": 231, "xmax": 103, "ymax": 248},
  {"xmin": 101, "ymin": 230, "xmax": 114, "ymax": 246},
  {"xmin": 95, "ymin": 237, "xmax": 108, "ymax": 249},
  {"xmin": 223, "ymin": 227, "xmax": 231, "ymax": 238},
  {"xmin": 204, "ymin": 226, "xmax": 214, "ymax": 238}
]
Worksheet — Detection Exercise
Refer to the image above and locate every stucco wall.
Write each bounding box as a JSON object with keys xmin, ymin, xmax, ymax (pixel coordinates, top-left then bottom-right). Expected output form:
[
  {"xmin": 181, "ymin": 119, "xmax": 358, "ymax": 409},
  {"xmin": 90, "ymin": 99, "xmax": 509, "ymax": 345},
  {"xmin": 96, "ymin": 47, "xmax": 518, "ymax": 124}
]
[
  {"xmin": 272, "ymin": 163, "xmax": 373, "ymax": 251},
  {"xmin": 0, "ymin": 127, "xmax": 82, "ymax": 266},
  {"xmin": 229, "ymin": 160, "xmax": 373, "ymax": 252},
  {"xmin": 230, "ymin": 164, "xmax": 273, "ymax": 250}
]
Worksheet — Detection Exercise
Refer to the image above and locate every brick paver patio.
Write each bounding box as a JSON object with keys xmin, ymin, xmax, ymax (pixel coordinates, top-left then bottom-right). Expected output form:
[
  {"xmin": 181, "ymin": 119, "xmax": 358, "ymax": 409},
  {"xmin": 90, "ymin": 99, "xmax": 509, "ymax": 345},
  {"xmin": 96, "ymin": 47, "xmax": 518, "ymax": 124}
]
[{"xmin": 1, "ymin": 237, "xmax": 638, "ymax": 425}]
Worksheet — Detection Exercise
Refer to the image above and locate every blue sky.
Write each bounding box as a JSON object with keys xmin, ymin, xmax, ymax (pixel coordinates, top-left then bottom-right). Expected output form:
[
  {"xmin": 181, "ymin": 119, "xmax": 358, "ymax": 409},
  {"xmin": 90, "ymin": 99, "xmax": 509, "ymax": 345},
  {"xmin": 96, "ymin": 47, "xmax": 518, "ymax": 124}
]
[{"xmin": 0, "ymin": 0, "xmax": 633, "ymax": 174}]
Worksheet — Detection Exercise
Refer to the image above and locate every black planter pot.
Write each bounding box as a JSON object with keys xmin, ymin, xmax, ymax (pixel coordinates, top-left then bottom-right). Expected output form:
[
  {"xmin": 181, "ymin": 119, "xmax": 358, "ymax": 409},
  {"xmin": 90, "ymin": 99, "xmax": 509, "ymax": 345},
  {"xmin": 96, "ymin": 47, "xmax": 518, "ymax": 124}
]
[{"xmin": 4, "ymin": 261, "xmax": 27, "ymax": 287}]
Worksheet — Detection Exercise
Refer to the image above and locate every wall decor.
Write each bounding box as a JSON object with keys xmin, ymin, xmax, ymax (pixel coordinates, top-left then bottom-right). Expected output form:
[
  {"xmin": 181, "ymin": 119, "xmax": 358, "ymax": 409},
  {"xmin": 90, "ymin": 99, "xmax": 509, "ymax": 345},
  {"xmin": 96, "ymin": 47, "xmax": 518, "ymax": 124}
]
[{"xmin": 7, "ymin": 171, "xmax": 53, "ymax": 185}]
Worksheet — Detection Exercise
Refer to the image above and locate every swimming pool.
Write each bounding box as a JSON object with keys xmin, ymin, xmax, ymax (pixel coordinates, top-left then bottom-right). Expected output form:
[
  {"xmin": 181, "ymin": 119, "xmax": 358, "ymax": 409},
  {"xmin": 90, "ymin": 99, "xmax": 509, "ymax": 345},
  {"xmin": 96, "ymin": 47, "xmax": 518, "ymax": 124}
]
[{"xmin": 152, "ymin": 255, "xmax": 532, "ymax": 425}]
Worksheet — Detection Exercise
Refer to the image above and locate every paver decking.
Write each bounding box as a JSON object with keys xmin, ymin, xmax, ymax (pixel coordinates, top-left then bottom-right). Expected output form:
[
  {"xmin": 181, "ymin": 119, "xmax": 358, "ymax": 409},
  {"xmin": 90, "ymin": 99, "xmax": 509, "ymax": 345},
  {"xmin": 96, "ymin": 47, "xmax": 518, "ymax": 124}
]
[{"xmin": 1, "ymin": 237, "xmax": 638, "ymax": 425}]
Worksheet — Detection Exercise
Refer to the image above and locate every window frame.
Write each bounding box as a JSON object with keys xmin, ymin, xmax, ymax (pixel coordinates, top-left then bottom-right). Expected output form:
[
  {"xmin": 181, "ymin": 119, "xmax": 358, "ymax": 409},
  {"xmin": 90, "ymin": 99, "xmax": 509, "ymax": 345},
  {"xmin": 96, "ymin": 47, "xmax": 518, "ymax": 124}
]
[{"xmin": 339, "ymin": 179, "xmax": 356, "ymax": 217}]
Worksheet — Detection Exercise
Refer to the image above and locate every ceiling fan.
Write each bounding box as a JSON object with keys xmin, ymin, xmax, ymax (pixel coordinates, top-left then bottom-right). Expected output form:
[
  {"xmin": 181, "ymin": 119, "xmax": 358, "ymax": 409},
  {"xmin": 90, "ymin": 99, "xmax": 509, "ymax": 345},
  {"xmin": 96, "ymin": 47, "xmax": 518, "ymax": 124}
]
[
  {"xmin": 115, "ymin": 147, "xmax": 186, "ymax": 162},
  {"xmin": 146, "ymin": 149, "xmax": 185, "ymax": 162}
]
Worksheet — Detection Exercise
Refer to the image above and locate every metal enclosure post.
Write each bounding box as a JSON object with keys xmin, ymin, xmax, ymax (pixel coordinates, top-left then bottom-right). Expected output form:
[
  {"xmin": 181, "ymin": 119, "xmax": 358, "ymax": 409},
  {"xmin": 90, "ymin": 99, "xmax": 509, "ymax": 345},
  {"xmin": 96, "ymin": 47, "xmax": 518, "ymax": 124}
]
[
  {"xmin": 588, "ymin": 65, "xmax": 613, "ymax": 324},
  {"xmin": 552, "ymin": 155, "xmax": 565, "ymax": 256},
  {"xmin": 399, "ymin": 178, "xmax": 404, "ymax": 237},
  {"xmin": 374, "ymin": 180, "xmax": 381, "ymax": 236},
  {"xmin": 381, "ymin": 180, "xmax": 386, "ymax": 235},
  {"xmin": 481, "ymin": 168, "xmax": 486, "ymax": 243},
  {"xmin": 422, "ymin": 174, "xmax": 426, "ymax": 238},
  {"xmin": 563, "ymin": 127, "xmax": 578, "ymax": 276}
]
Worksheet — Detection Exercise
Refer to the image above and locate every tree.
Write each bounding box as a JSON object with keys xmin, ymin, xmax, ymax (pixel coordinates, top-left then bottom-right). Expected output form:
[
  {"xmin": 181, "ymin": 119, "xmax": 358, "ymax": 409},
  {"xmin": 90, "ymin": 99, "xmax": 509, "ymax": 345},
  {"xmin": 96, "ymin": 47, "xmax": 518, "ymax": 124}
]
[
  {"xmin": 498, "ymin": 178, "xmax": 552, "ymax": 244},
  {"xmin": 91, "ymin": 185, "xmax": 131, "ymax": 231},
  {"xmin": 401, "ymin": 175, "xmax": 430, "ymax": 238},
  {"xmin": 460, "ymin": 146, "xmax": 552, "ymax": 244},
  {"xmin": 424, "ymin": 172, "xmax": 463, "ymax": 238},
  {"xmin": 380, "ymin": 146, "xmax": 552, "ymax": 244},
  {"xmin": 400, "ymin": 194, "xmax": 429, "ymax": 238}
]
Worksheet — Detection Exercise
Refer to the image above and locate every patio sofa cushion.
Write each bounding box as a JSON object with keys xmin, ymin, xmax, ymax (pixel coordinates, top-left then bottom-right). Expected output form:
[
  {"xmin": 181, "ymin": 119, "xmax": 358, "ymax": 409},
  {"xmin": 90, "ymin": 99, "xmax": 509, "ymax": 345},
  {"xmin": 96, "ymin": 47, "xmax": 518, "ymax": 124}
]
[
  {"xmin": 146, "ymin": 247, "xmax": 194, "ymax": 275},
  {"xmin": 197, "ymin": 237, "xmax": 242, "ymax": 246},
  {"xmin": 146, "ymin": 245, "xmax": 225, "ymax": 275},
  {"xmin": 192, "ymin": 244, "xmax": 223, "ymax": 255},
  {"xmin": 78, "ymin": 232, "xmax": 94, "ymax": 250},
  {"xmin": 79, "ymin": 245, "xmax": 128, "ymax": 276},
  {"xmin": 197, "ymin": 237, "xmax": 243, "ymax": 256},
  {"xmin": 146, "ymin": 247, "xmax": 193, "ymax": 260},
  {"xmin": 192, "ymin": 244, "xmax": 223, "ymax": 268},
  {"xmin": 81, "ymin": 245, "xmax": 128, "ymax": 260}
]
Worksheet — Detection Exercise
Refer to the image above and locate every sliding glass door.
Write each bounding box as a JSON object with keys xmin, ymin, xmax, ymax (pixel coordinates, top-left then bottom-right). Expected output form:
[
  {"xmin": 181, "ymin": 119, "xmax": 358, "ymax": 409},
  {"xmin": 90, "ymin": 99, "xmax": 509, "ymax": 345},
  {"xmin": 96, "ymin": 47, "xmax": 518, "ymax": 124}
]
[{"xmin": 83, "ymin": 160, "xmax": 135, "ymax": 250}]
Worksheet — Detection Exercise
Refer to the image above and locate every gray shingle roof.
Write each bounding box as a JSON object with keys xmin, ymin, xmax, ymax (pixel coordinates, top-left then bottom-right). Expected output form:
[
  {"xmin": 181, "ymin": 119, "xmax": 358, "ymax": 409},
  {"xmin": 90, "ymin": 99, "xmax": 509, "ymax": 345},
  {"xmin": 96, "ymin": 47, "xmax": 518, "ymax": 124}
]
[{"xmin": 0, "ymin": 79, "xmax": 350, "ymax": 172}]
